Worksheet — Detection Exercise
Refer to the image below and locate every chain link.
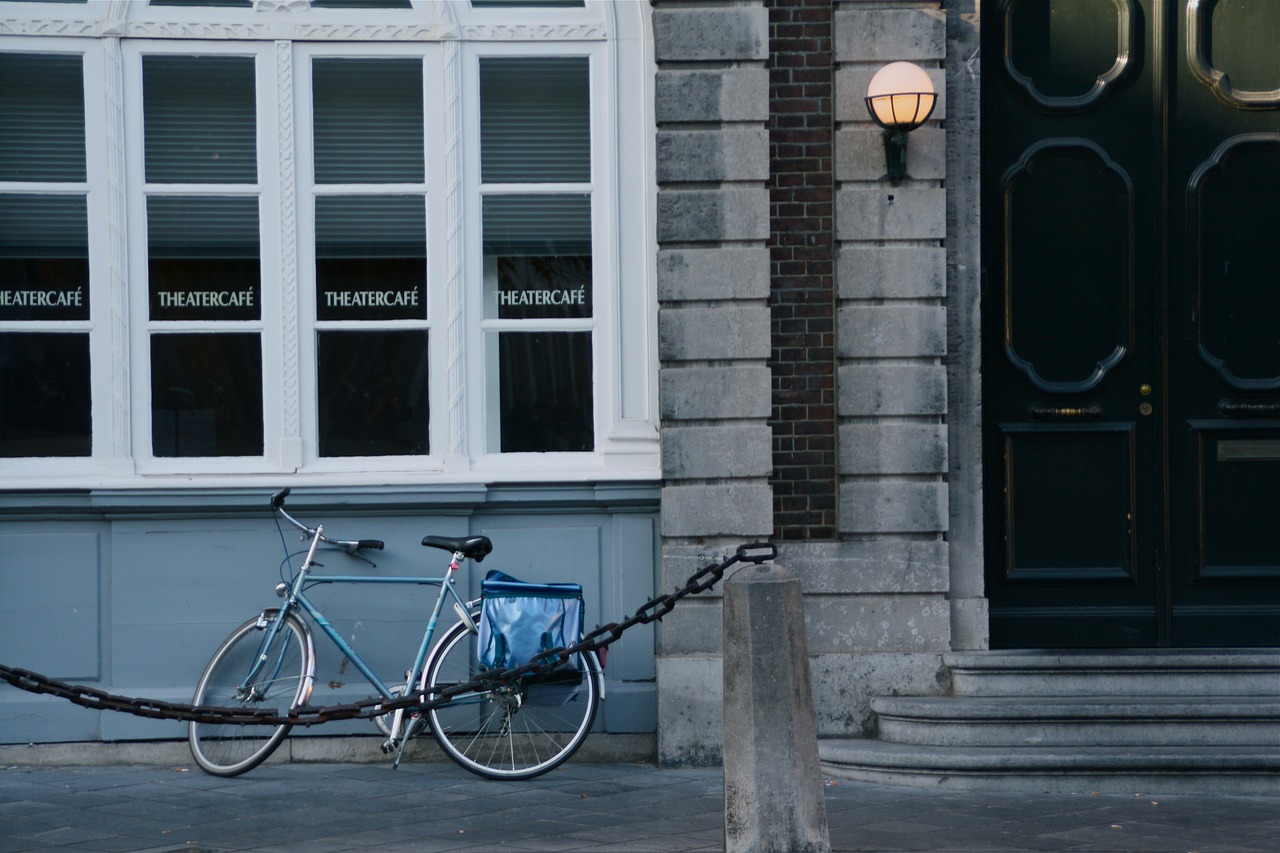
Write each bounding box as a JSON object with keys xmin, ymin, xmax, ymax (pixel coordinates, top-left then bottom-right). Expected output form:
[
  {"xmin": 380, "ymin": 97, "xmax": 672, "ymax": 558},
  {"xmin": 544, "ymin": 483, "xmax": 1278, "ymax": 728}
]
[{"xmin": 1, "ymin": 541, "xmax": 775, "ymax": 728}]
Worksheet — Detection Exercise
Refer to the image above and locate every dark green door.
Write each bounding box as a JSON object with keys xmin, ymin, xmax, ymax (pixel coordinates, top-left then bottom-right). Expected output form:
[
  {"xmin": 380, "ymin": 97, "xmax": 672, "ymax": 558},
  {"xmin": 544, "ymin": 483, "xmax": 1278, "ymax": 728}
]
[{"xmin": 981, "ymin": 0, "xmax": 1280, "ymax": 648}]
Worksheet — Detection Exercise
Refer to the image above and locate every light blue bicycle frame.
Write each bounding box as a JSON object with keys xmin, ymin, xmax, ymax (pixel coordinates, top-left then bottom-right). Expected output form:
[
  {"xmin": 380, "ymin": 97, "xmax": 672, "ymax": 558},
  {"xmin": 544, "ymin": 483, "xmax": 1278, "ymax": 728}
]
[{"xmin": 250, "ymin": 523, "xmax": 476, "ymax": 760}]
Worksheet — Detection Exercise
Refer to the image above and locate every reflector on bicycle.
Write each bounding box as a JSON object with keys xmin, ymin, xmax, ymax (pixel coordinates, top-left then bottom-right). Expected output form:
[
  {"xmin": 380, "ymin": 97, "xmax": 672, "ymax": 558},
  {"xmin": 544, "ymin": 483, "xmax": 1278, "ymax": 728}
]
[{"xmin": 478, "ymin": 570, "xmax": 584, "ymax": 705}]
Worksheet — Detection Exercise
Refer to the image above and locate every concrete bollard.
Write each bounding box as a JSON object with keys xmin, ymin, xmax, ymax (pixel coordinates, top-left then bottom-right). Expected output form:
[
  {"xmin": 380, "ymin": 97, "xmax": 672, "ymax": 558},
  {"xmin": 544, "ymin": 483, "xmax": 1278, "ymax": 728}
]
[{"xmin": 723, "ymin": 562, "xmax": 831, "ymax": 853}]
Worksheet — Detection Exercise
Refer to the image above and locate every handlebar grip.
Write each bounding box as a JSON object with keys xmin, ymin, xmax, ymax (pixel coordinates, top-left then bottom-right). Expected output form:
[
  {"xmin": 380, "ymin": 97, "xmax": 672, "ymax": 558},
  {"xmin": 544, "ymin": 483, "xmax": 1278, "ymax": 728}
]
[
  {"xmin": 358, "ymin": 540, "xmax": 385, "ymax": 551},
  {"xmin": 271, "ymin": 487, "xmax": 291, "ymax": 509}
]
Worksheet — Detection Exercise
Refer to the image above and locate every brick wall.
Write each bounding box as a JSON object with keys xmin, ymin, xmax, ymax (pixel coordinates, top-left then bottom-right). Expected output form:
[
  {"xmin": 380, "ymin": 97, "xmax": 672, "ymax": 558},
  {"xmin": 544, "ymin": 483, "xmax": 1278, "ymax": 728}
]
[{"xmin": 768, "ymin": 0, "xmax": 838, "ymax": 541}]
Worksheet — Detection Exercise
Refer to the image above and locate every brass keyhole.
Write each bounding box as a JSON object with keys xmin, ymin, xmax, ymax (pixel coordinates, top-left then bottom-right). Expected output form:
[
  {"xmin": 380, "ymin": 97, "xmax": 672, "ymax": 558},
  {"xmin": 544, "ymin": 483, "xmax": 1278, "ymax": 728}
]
[{"xmin": 1139, "ymin": 402, "xmax": 1153, "ymax": 416}]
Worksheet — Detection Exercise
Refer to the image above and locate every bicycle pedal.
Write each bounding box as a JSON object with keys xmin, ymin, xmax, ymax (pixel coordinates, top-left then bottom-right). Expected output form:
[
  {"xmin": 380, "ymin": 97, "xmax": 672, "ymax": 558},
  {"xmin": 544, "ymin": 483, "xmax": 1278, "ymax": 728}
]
[{"xmin": 380, "ymin": 739, "xmax": 397, "ymax": 754}]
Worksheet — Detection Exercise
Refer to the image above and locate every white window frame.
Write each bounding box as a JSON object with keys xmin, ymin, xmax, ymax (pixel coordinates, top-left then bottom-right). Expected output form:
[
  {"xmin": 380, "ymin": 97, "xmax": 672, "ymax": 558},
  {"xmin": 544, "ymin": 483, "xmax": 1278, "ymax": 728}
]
[
  {"xmin": 122, "ymin": 39, "xmax": 284, "ymax": 476},
  {"xmin": 467, "ymin": 43, "xmax": 604, "ymax": 475},
  {"xmin": 293, "ymin": 41, "xmax": 447, "ymax": 477},
  {"xmin": 0, "ymin": 38, "xmax": 114, "ymax": 478},
  {"xmin": 0, "ymin": 0, "xmax": 656, "ymax": 489}
]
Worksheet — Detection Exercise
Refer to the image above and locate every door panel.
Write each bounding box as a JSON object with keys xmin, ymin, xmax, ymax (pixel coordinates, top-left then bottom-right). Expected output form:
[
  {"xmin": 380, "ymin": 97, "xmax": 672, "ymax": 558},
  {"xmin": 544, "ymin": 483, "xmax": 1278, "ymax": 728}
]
[
  {"xmin": 1165, "ymin": 0, "xmax": 1280, "ymax": 646},
  {"xmin": 1002, "ymin": 0, "xmax": 1138, "ymax": 109},
  {"xmin": 983, "ymin": 0, "xmax": 1160, "ymax": 648},
  {"xmin": 1003, "ymin": 426, "xmax": 1137, "ymax": 583},
  {"xmin": 1003, "ymin": 139, "xmax": 1135, "ymax": 393},
  {"xmin": 981, "ymin": 0, "xmax": 1280, "ymax": 648}
]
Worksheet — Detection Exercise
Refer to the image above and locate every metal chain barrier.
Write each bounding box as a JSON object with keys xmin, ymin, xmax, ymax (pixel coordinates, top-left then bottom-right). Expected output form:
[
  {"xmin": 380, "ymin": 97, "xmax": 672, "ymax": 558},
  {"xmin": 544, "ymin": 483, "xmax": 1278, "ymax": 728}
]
[{"xmin": 0, "ymin": 541, "xmax": 776, "ymax": 729}]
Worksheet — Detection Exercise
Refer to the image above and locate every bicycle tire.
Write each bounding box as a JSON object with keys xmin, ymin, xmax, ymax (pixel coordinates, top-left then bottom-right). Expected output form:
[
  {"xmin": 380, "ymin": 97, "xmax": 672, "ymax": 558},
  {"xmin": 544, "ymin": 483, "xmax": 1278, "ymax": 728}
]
[
  {"xmin": 424, "ymin": 613, "xmax": 602, "ymax": 780},
  {"xmin": 188, "ymin": 610, "xmax": 315, "ymax": 777}
]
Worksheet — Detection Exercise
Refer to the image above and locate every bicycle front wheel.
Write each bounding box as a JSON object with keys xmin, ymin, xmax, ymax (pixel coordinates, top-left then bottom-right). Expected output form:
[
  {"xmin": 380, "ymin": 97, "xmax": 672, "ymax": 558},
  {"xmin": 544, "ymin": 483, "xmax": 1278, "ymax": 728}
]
[
  {"xmin": 188, "ymin": 610, "xmax": 315, "ymax": 777},
  {"xmin": 424, "ymin": 615, "xmax": 601, "ymax": 780}
]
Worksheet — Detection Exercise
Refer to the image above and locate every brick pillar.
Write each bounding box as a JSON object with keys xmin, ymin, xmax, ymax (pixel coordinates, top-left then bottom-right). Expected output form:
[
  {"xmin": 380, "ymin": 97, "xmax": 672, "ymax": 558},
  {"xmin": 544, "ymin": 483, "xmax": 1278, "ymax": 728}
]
[{"xmin": 767, "ymin": 0, "xmax": 837, "ymax": 542}]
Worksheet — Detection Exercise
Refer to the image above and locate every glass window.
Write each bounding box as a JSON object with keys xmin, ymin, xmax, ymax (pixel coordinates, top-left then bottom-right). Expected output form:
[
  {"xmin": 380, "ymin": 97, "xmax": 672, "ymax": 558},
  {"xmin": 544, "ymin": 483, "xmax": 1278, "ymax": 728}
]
[
  {"xmin": 483, "ymin": 194, "xmax": 591, "ymax": 321},
  {"xmin": 150, "ymin": 1, "xmax": 252, "ymax": 7},
  {"xmin": 472, "ymin": 1, "xmax": 585, "ymax": 7},
  {"xmin": 147, "ymin": 196, "xmax": 260, "ymax": 321},
  {"xmin": 498, "ymin": 331, "xmax": 592, "ymax": 452},
  {"xmin": 0, "ymin": 194, "xmax": 89, "ymax": 322},
  {"xmin": 151, "ymin": 333, "xmax": 263, "ymax": 457},
  {"xmin": 317, "ymin": 331, "xmax": 429, "ymax": 457},
  {"xmin": 310, "ymin": 0, "xmax": 412, "ymax": 8},
  {"xmin": 143, "ymin": 55, "xmax": 257, "ymax": 184},
  {"xmin": 312, "ymin": 58, "xmax": 423, "ymax": 184},
  {"xmin": 480, "ymin": 56, "xmax": 593, "ymax": 454},
  {"xmin": 315, "ymin": 195, "xmax": 425, "ymax": 321},
  {"xmin": 480, "ymin": 56, "xmax": 589, "ymax": 184},
  {"xmin": 144, "ymin": 54, "xmax": 263, "ymax": 459},
  {"xmin": 0, "ymin": 53, "xmax": 85, "ymax": 183},
  {"xmin": 0, "ymin": 3, "xmax": 653, "ymax": 481},
  {"xmin": 0, "ymin": 333, "xmax": 91, "ymax": 458},
  {"xmin": 0, "ymin": 51, "xmax": 91, "ymax": 460},
  {"xmin": 312, "ymin": 57, "xmax": 429, "ymax": 459}
]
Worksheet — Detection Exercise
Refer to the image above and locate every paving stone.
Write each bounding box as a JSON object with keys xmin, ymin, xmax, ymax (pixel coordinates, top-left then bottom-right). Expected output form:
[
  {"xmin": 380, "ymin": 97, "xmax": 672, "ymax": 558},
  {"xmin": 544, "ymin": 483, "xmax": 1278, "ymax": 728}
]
[{"xmin": 0, "ymin": 763, "xmax": 1275, "ymax": 852}]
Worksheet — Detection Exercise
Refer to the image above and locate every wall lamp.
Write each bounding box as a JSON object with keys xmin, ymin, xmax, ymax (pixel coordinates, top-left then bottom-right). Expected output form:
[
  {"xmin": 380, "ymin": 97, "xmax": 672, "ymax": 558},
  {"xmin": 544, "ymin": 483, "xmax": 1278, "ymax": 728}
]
[{"xmin": 865, "ymin": 61, "xmax": 937, "ymax": 182}]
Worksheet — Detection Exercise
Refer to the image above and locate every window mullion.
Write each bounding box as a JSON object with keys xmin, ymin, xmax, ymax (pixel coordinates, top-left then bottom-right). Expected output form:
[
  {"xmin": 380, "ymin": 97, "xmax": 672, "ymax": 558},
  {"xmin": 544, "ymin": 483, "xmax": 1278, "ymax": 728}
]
[
  {"xmin": 437, "ymin": 39, "xmax": 467, "ymax": 461},
  {"xmin": 275, "ymin": 39, "xmax": 302, "ymax": 470},
  {"xmin": 98, "ymin": 38, "xmax": 133, "ymax": 468}
]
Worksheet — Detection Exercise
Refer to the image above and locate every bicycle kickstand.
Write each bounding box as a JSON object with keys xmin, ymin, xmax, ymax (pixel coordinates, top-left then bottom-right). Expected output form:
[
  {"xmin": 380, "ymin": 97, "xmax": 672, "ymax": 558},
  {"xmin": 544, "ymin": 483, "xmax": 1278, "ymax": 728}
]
[{"xmin": 392, "ymin": 721, "xmax": 413, "ymax": 770}]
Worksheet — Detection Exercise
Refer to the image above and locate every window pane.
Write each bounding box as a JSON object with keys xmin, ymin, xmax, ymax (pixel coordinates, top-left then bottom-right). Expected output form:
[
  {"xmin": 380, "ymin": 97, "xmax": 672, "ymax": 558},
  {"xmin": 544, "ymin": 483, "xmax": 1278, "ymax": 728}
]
[
  {"xmin": 489, "ymin": 256, "xmax": 591, "ymax": 321},
  {"xmin": 0, "ymin": 333, "xmax": 90, "ymax": 457},
  {"xmin": 483, "ymin": 194, "xmax": 591, "ymax": 320},
  {"xmin": 311, "ymin": 0, "xmax": 411, "ymax": 7},
  {"xmin": 480, "ymin": 57, "xmax": 589, "ymax": 184},
  {"xmin": 148, "ymin": 196, "xmax": 259, "ymax": 321},
  {"xmin": 498, "ymin": 331, "xmax": 592, "ymax": 452},
  {"xmin": 316, "ymin": 196, "xmax": 426, "ymax": 321},
  {"xmin": 143, "ymin": 55, "xmax": 257, "ymax": 184},
  {"xmin": 0, "ymin": 194, "xmax": 89, "ymax": 321},
  {"xmin": 473, "ymin": 1, "xmax": 585, "ymax": 7},
  {"xmin": 151, "ymin": 333, "xmax": 262, "ymax": 457},
  {"xmin": 0, "ymin": 53, "xmax": 86, "ymax": 182},
  {"xmin": 317, "ymin": 331, "xmax": 429, "ymax": 457},
  {"xmin": 313, "ymin": 58, "xmax": 423, "ymax": 184}
]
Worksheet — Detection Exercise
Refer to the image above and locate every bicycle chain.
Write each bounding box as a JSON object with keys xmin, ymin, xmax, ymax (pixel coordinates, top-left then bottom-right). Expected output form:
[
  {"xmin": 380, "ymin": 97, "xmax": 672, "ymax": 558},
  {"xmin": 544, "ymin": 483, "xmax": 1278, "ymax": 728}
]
[{"xmin": 0, "ymin": 541, "xmax": 775, "ymax": 728}]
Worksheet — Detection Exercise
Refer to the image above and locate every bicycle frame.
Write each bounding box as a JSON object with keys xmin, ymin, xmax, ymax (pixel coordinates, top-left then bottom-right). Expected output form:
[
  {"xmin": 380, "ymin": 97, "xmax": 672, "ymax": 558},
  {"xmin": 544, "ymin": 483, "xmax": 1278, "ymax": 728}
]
[
  {"xmin": 256, "ymin": 518, "xmax": 476, "ymax": 756},
  {"xmin": 188, "ymin": 489, "xmax": 604, "ymax": 779}
]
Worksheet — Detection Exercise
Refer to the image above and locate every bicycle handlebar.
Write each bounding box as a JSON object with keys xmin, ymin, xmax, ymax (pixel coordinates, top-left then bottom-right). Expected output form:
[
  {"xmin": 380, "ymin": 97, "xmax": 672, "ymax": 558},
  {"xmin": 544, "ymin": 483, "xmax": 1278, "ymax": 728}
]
[{"xmin": 270, "ymin": 488, "xmax": 383, "ymax": 554}]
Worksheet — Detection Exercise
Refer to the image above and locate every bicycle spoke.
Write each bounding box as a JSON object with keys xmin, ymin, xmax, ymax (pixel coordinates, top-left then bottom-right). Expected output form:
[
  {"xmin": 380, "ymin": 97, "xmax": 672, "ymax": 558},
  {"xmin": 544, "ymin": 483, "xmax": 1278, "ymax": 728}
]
[{"xmin": 424, "ymin": 615, "xmax": 600, "ymax": 780}]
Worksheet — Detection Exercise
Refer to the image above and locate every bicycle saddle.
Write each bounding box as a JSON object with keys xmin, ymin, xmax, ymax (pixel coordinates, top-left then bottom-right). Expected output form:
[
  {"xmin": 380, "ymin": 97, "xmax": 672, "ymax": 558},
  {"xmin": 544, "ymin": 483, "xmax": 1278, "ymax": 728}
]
[{"xmin": 421, "ymin": 535, "xmax": 493, "ymax": 562}]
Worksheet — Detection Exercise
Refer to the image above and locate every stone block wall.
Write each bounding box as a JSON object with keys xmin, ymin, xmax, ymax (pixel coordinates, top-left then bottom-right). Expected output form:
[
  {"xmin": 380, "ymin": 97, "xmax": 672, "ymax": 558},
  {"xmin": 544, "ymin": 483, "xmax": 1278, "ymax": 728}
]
[
  {"xmin": 653, "ymin": 0, "xmax": 774, "ymax": 765},
  {"xmin": 654, "ymin": 0, "xmax": 976, "ymax": 765},
  {"xmin": 811, "ymin": 0, "xmax": 954, "ymax": 738}
]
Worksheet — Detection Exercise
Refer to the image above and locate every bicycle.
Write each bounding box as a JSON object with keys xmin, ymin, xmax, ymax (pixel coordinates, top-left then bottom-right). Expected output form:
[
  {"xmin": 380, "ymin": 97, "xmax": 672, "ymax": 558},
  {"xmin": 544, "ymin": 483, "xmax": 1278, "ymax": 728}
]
[{"xmin": 187, "ymin": 488, "xmax": 604, "ymax": 780}]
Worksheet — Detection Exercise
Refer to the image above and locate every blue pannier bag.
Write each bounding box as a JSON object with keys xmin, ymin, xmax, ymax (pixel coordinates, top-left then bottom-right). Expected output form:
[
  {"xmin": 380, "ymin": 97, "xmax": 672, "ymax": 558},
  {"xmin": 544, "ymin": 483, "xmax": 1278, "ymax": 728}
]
[{"xmin": 477, "ymin": 570, "xmax": 586, "ymax": 706}]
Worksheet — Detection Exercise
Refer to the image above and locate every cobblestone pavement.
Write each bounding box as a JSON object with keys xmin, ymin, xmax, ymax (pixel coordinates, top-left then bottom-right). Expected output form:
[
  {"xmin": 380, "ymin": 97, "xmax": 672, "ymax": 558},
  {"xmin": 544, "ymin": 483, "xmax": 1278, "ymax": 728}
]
[{"xmin": 1, "ymin": 762, "xmax": 1276, "ymax": 852}]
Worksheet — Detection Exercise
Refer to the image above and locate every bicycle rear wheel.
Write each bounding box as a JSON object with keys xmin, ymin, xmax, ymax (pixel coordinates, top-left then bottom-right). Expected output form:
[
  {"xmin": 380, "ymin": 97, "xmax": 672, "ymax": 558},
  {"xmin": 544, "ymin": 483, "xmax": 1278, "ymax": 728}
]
[
  {"xmin": 424, "ymin": 614, "xmax": 601, "ymax": 780},
  {"xmin": 188, "ymin": 610, "xmax": 315, "ymax": 777}
]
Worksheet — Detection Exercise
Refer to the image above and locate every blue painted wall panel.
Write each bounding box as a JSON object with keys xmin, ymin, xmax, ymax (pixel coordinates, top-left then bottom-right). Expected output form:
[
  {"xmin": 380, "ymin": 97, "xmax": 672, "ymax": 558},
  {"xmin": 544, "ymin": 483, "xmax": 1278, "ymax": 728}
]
[
  {"xmin": 0, "ymin": 487, "xmax": 658, "ymax": 745},
  {"xmin": 0, "ymin": 531, "xmax": 101, "ymax": 680},
  {"xmin": 0, "ymin": 527, "xmax": 105, "ymax": 742}
]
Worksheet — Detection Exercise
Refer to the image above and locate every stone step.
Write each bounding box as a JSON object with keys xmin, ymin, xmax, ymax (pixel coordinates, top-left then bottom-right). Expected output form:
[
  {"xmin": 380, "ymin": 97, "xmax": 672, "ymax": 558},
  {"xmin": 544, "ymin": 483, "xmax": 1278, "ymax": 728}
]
[
  {"xmin": 819, "ymin": 739, "xmax": 1280, "ymax": 794},
  {"xmin": 871, "ymin": 695, "xmax": 1280, "ymax": 747},
  {"xmin": 944, "ymin": 649, "xmax": 1280, "ymax": 697}
]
